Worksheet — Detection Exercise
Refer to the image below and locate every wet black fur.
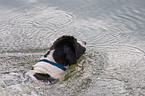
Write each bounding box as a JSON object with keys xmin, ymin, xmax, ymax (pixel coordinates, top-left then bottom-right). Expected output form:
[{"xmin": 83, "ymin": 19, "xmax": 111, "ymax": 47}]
[
  {"xmin": 34, "ymin": 73, "xmax": 59, "ymax": 83},
  {"xmin": 49, "ymin": 35, "xmax": 86, "ymax": 66}
]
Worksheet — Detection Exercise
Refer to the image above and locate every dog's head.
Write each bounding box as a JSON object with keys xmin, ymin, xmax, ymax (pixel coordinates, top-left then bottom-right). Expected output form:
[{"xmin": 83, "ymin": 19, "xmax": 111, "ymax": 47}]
[{"xmin": 45, "ymin": 35, "xmax": 86, "ymax": 66}]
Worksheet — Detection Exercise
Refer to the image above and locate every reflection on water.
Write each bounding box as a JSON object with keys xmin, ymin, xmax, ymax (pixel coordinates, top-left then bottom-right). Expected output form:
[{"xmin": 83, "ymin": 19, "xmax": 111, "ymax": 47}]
[{"xmin": 0, "ymin": 0, "xmax": 145, "ymax": 95}]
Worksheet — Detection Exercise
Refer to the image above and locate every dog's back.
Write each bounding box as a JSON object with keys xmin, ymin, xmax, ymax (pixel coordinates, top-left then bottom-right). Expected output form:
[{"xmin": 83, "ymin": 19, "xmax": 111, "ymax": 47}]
[{"xmin": 27, "ymin": 35, "xmax": 86, "ymax": 84}]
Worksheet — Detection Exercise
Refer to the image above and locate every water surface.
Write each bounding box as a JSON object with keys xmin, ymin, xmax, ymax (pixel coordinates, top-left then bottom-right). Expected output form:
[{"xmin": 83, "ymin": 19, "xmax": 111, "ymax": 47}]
[{"xmin": 0, "ymin": 0, "xmax": 145, "ymax": 95}]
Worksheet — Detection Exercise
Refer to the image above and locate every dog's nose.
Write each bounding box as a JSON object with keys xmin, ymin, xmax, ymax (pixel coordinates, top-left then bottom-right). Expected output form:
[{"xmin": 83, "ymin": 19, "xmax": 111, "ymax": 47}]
[{"xmin": 82, "ymin": 41, "xmax": 86, "ymax": 45}]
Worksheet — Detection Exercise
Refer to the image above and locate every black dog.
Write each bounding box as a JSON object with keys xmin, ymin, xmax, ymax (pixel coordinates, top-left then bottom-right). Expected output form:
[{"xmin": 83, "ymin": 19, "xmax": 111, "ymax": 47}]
[{"xmin": 27, "ymin": 35, "xmax": 86, "ymax": 84}]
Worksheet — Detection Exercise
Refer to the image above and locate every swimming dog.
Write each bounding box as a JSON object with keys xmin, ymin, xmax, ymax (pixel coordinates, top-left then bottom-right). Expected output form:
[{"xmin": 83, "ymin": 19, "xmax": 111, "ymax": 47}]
[{"xmin": 27, "ymin": 35, "xmax": 86, "ymax": 84}]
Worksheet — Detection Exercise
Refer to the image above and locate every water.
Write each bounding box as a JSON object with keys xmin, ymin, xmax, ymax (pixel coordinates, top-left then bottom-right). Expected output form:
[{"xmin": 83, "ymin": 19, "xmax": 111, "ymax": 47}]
[{"xmin": 0, "ymin": 0, "xmax": 145, "ymax": 95}]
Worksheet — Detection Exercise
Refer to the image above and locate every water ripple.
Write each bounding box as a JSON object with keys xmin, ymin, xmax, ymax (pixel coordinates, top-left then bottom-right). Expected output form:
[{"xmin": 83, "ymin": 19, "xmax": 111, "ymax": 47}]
[
  {"xmin": 0, "ymin": 7, "xmax": 75, "ymax": 52},
  {"xmin": 71, "ymin": 19, "xmax": 133, "ymax": 45},
  {"xmin": 0, "ymin": 0, "xmax": 145, "ymax": 95},
  {"xmin": 111, "ymin": 6, "xmax": 145, "ymax": 30},
  {"xmin": 9, "ymin": 7, "xmax": 74, "ymax": 30}
]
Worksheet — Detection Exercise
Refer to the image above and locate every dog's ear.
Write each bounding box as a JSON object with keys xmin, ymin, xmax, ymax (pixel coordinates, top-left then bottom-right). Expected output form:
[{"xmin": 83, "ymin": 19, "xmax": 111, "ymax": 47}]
[{"xmin": 53, "ymin": 46, "xmax": 77, "ymax": 66}]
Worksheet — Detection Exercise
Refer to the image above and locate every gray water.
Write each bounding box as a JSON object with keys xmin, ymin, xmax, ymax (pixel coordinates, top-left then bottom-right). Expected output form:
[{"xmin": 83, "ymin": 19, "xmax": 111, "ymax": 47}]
[{"xmin": 0, "ymin": 0, "xmax": 145, "ymax": 96}]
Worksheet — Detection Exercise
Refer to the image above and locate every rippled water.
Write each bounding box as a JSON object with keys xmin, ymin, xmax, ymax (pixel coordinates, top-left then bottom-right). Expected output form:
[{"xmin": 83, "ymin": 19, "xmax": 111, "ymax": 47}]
[{"xmin": 0, "ymin": 0, "xmax": 145, "ymax": 95}]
